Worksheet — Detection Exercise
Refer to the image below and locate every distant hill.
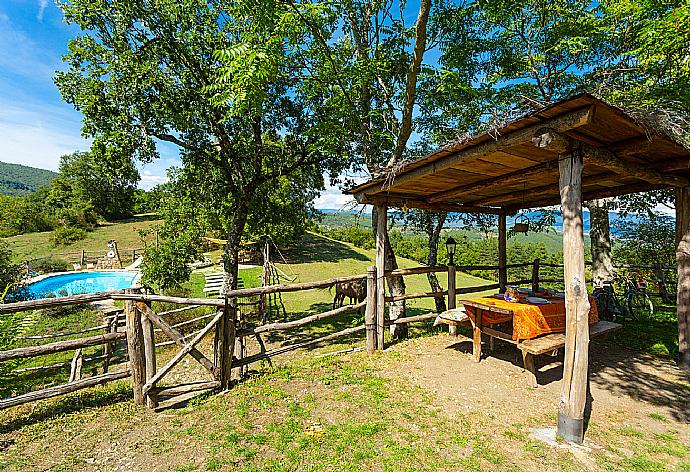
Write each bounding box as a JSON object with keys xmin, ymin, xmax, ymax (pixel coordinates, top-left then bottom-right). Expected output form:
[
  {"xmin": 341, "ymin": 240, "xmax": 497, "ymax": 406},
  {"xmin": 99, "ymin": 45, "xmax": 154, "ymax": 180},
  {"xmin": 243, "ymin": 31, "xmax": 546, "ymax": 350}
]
[{"xmin": 0, "ymin": 161, "xmax": 56, "ymax": 196}]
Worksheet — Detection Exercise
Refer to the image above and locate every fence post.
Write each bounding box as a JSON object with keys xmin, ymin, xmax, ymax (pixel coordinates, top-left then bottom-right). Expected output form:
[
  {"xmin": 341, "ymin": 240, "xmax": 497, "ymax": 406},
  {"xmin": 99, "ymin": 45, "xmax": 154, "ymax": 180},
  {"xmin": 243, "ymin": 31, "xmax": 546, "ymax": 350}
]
[
  {"xmin": 215, "ymin": 297, "xmax": 237, "ymax": 390},
  {"xmin": 141, "ymin": 300, "xmax": 158, "ymax": 409},
  {"xmin": 365, "ymin": 266, "xmax": 377, "ymax": 353},
  {"xmin": 447, "ymin": 264, "xmax": 458, "ymax": 336},
  {"xmin": 531, "ymin": 258, "xmax": 541, "ymax": 292},
  {"xmin": 125, "ymin": 289, "xmax": 146, "ymax": 406},
  {"xmin": 80, "ymin": 249, "xmax": 85, "ymax": 266}
]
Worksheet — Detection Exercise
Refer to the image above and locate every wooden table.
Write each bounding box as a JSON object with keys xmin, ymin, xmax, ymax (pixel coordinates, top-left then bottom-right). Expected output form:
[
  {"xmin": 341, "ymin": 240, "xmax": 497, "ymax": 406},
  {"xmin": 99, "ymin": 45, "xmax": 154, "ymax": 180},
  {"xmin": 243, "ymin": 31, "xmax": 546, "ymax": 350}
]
[{"xmin": 458, "ymin": 296, "xmax": 610, "ymax": 386}]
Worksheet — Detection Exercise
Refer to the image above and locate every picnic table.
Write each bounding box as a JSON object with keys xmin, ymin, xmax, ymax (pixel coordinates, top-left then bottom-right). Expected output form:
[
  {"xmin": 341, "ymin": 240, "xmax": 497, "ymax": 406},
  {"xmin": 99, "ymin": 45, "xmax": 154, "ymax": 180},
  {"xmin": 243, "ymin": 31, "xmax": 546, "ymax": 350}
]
[{"xmin": 444, "ymin": 295, "xmax": 619, "ymax": 387}]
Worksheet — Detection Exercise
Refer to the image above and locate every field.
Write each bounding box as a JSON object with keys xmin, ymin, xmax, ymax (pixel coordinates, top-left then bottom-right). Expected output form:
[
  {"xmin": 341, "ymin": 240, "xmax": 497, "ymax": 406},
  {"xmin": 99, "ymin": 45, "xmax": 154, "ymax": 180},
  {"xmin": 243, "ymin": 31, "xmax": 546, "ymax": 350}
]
[
  {"xmin": 1, "ymin": 224, "xmax": 688, "ymax": 471},
  {"xmin": 4, "ymin": 215, "xmax": 161, "ymax": 262}
]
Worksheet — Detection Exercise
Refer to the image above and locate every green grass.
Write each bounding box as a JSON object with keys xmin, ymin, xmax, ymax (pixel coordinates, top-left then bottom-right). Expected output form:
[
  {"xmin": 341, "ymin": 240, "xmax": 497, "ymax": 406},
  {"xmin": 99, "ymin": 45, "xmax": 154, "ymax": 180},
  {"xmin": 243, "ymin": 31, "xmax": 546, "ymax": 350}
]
[{"xmin": 4, "ymin": 214, "xmax": 161, "ymax": 262}]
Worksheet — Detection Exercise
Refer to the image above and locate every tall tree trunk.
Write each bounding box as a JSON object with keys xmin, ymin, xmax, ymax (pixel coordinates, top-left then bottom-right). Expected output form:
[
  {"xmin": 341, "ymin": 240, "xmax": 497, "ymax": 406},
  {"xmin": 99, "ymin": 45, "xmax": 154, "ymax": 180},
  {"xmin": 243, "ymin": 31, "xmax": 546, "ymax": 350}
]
[
  {"xmin": 586, "ymin": 199, "xmax": 613, "ymax": 287},
  {"xmin": 372, "ymin": 206, "xmax": 407, "ymax": 339},
  {"xmin": 426, "ymin": 212, "xmax": 447, "ymax": 313}
]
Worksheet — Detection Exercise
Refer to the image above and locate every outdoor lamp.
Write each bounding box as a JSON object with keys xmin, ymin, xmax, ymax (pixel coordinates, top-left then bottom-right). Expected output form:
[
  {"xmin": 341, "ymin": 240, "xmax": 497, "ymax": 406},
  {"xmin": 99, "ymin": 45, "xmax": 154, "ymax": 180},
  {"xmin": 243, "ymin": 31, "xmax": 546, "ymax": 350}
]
[
  {"xmin": 513, "ymin": 214, "xmax": 530, "ymax": 234},
  {"xmin": 445, "ymin": 237, "xmax": 457, "ymax": 266}
]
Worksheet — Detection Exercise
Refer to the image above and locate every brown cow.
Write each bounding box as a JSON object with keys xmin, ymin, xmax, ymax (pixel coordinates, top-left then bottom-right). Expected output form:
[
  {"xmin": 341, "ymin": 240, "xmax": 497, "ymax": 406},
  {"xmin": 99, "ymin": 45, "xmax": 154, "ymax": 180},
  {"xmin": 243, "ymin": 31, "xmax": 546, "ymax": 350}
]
[{"xmin": 332, "ymin": 279, "xmax": 366, "ymax": 309}]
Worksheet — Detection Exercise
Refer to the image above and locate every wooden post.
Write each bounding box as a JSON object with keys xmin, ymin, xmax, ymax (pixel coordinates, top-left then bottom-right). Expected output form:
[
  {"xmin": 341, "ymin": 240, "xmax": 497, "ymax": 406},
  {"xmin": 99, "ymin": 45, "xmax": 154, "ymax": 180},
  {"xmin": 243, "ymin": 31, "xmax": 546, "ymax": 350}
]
[
  {"xmin": 447, "ymin": 264, "xmax": 458, "ymax": 336},
  {"xmin": 125, "ymin": 289, "xmax": 147, "ymax": 406},
  {"xmin": 216, "ymin": 297, "xmax": 237, "ymax": 389},
  {"xmin": 557, "ymin": 151, "xmax": 590, "ymax": 444},
  {"xmin": 69, "ymin": 348, "xmax": 83, "ymax": 383},
  {"xmin": 365, "ymin": 266, "xmax": 377, "ymax": 353},
  {"xmin": 531, "ymin": 258, "xmax": 541, "ymax": 292},
  {"xmin": 80, "ymin": 249, "xmax": 85, "ymax": 266},
  {"xmin": 141, "ymin": 301, "xmax": 158, "ymax": 409},
  {"xmin": 375, "ymin": 205, "xmax": 387, "ymax": 350},
  {"xmin": 472, "ymin": 310, "xmax": 482, "ymax": 362},
  {"xmin": 498, "ymin": 212, "xmax": 508, "ymax": 292},
  {"xmin": 674, "ymin": 187, "xmax": 690, "ymax": 372},
  {"xmin": 103, "ymin": 316, "xmax": 115, "ymax": 373},
  {"xmin": 131, "ymin": 249, "xmax": 136, "ymax": 263}
]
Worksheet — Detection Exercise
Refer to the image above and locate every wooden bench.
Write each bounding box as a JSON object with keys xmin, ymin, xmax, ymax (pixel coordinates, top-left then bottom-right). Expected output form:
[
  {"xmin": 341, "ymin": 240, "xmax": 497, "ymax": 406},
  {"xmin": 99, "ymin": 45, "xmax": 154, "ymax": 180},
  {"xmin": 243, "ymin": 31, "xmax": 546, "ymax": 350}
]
[{"xmin": 517, "ymin": 320, "xmax": 622, "ymax": 387}]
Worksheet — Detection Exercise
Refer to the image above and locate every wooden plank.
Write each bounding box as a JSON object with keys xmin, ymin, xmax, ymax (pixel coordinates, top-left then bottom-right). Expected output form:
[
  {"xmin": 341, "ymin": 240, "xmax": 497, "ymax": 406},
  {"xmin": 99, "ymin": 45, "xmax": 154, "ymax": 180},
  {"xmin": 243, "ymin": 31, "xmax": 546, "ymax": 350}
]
[
  {"xmin": 149, "ymin": 381, "xmax": 221, "ymax": 397},
  {"xmin": 136, "ymin": 302, "xmax": 216, "ymax": 375},
  {"xmin": 143, "ymin": 310, "xmax": 224, "ymax": 395},
  {"xmin": 458, "ymin": 299, "xmax": 514, "ymax": 315},
  {"xmin": 237, "ymin": 301, "xmax": 366, "ymax": 337},
  {"xmin": 518, "ymin": 321, "xmax": 622, "ymax": 355},
  {"xmin": 0, "ymin": 331, "xmax": 125, "ymax": 362},
  {"xmin": 522, "ymin": 351, "xmax": 538, "ymax": 388},
  {"xmin": 0, "ymin": 370, "xmax": 131, "ymax": 411},
  {"xmin": 352, "ymin": 105, "xmax": 593, "ymax": 199},
  {"xmin": 385, "ymin": 291, "xmax": 447, "ymax": 302},
  {"xmin": 141, "ymin": 302, "xmax": 158, "ymax": 409}
]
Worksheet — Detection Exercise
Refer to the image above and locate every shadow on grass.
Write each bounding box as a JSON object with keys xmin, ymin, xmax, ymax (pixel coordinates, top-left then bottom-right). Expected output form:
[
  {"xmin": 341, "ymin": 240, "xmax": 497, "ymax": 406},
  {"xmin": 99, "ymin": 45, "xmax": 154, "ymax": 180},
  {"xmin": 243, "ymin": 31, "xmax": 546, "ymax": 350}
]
[
  {"xmin": 281, "ymin": 233, "xmax": 369, "ymax": 264},
  {"xmin": 0, "ymin": 381, "xmax": 132, "ymax": 434}
]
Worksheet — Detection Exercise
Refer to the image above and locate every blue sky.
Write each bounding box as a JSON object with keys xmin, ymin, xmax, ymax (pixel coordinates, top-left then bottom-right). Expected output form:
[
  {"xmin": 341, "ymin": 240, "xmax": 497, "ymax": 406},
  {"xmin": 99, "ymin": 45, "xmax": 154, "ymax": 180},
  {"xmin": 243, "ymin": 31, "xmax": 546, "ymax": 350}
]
[
  {"xmin": 0, "ymin": 1, "xmax": 405, "ymax": 209},
  {"xmin": 0, "ymin": 0, "xmax": 182, "ymax": 190}
]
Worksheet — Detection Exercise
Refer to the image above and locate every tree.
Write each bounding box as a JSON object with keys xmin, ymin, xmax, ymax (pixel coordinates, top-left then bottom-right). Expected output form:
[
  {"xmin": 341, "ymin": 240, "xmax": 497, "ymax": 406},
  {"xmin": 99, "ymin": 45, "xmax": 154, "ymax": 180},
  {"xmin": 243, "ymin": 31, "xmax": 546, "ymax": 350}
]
[
  {"xmin": 47, "ymin": 151, "xmax": 139, "ymax": 221},
  {"xmin": 0, "ymin": 241, "xmax": 24, "ymax": 302},
  {"xmin": 57, "ymin": 0, "xmax": 349, "ymax": 292}
]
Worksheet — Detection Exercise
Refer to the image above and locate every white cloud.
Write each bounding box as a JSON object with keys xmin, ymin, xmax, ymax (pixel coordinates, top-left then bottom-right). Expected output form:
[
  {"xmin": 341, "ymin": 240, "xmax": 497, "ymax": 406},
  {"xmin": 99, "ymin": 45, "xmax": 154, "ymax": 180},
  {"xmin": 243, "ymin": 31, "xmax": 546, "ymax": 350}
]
[
  {"xmin": 139, "ymin": 171, "xmax": 168, "ymax": 190},
  {"xmin": 37, "ymin": 0, "xmax": 49, "ymax": 22},
  {"xmin": 0, "ymin": 13, "xmax": 59, "ymax": 81},
  {"xmin": 0, "ymin": 101, "xmax": 89, "ymax": 170},
  {"xmin": 313, "ymin": 183, "xmax": 357, "ymax": 210}
]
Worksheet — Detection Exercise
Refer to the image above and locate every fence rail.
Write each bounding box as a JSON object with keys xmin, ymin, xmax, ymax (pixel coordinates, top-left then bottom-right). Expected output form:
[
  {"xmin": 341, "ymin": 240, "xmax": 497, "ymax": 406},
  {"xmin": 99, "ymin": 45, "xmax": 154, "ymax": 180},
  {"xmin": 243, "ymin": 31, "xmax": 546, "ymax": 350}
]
[{"xmin": 0, "ymin": 257, "xmax": 678, "ymax": 411}]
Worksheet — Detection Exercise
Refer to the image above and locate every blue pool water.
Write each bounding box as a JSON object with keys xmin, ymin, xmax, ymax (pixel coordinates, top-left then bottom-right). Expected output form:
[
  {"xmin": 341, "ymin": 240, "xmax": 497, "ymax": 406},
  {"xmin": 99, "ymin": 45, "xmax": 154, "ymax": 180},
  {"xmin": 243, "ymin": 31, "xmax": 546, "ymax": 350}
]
[{"xmin": 26, "ymin": 271, "xmax": 138, "ymax": 299}]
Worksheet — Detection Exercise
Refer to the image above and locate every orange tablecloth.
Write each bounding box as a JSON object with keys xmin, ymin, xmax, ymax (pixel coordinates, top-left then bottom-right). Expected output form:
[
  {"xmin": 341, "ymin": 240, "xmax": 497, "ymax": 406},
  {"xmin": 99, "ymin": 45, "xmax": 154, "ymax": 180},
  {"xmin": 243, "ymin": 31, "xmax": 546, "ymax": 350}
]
[{"xmin": 462, "ymin": 296, "xmax": 599, "ymax": 340}]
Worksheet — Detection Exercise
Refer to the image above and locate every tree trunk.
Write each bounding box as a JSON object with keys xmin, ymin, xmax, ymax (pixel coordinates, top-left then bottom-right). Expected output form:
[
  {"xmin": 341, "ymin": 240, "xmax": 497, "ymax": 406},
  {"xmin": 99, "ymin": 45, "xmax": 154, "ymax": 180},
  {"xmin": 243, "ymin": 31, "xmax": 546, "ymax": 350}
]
[
  {"xmin": 557, "ymin": 152, "xmax": 590, "ymax": 444},
  {"xmin": 586, "ymin": 199, "xmax": 613, "ymax": 287},
  {"xmin": 426, "ymin": 212, "xmax": 447, "ymax": 313},
  {"xmin": 674, "ymin": 187, "xmax": 690, "ymax": 372},
  {"xmin": 372, "ymin": 206, "xmax": 407, "ymax": 339}
]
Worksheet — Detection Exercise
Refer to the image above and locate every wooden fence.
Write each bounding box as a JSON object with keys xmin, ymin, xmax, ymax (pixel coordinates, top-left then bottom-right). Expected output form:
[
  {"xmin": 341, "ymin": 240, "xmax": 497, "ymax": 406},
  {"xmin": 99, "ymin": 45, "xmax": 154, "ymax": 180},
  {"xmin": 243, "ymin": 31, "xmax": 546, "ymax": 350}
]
[
  {"xmin": 24, "ymin": 247, "xmax": 145, "ymax": 273},
  {"xmin": 0, "ymin": 259, "xmax": 676, "ymax": 410}
]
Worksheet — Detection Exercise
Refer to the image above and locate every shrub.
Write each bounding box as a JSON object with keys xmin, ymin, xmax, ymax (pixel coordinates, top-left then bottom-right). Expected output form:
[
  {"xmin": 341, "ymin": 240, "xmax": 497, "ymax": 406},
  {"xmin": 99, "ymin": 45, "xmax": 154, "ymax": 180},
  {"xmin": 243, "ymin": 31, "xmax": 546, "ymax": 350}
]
[
  {"xmin": 30, "ymin": 256, "xmax": 70, "ymax": 274},
  {"xmin": 0, "ymin": 242, "xmax": 25, "ymax": 302},
  {"xmin": 51, "ymin": 225, "xmax": 88, "ymax": 246}
]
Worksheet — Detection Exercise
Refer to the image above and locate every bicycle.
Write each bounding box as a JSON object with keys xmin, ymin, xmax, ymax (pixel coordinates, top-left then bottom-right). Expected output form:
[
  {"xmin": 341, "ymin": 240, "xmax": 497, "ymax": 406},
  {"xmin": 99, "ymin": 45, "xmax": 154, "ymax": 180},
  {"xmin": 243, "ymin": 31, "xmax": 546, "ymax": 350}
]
[
  {"xmin": 622, "ymin": 272, "xmax": 654, "ymax": 321},
  {"xmin": 592, "ymin": 272, "xmax": 654, "ymax": 322}
]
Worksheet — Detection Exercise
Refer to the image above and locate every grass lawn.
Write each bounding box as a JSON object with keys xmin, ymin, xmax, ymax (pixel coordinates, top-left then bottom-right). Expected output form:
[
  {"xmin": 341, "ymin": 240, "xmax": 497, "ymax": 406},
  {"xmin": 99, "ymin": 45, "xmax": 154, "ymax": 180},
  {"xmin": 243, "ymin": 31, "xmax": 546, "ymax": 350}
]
[{"xmin": 4, "ymin": 214, "xmax": 161, "ymax": 262}]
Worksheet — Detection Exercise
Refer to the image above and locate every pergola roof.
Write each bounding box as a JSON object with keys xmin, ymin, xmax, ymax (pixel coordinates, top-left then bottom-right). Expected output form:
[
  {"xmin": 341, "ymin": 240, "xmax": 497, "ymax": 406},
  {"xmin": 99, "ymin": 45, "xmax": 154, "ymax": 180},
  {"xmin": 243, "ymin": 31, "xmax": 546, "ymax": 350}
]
[{"xmin": 346, "ymin": 94, "xmax": 690, "ymax": 214}]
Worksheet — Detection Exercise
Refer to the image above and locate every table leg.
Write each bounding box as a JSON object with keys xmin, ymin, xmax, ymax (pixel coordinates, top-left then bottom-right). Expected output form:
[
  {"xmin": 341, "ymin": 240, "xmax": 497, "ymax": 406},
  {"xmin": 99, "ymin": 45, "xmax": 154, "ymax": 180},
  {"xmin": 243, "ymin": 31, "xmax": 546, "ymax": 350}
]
[
  {"xmin": 472, "ymin": 313, "xmax": 482, "ymax": 363},
  {"xmin": 449, "ymin": 324, "xmax": 458, "ymax": 336},
  {"xmin": 522, "ymin": 351, "xmax": 537, "ymax": 388}
]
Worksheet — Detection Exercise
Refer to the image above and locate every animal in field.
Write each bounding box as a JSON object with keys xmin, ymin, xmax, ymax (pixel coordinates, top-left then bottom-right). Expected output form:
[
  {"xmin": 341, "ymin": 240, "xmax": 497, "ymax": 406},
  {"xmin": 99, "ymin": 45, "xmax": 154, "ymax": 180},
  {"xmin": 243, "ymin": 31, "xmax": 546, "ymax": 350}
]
[{"xmin": 332, "ymin": 279, "xmax": 366, "ymax": 309}]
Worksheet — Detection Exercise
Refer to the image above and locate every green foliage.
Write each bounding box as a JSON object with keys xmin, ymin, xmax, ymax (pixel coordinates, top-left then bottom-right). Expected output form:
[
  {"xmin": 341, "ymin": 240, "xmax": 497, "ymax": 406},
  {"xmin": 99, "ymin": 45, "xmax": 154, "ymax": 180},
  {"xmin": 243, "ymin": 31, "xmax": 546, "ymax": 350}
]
[
  {"xmin": 50, "ymin": 225, "xmax": 88, "ymax": 246},
  {"xmin": 132, "ymin": 187, "xmax": 163, "ymax": 214},
  {"xmin": 320, "ymin": 226, "xmax": 374, "ymax": 250},
  {"xmin": 29, "ymin": 256, "xmax": 70, "ymax": 274},
  {"xmin": 0, "ymin": 241, "xmax": 25, "ymax": 302},
  {"xmin": 47, "ymin": 151, "xmax": 139, "ymax": 221},
  {"xmin": 0, "ymin": 161, "xmax": 56, "ymax": 197},
  {"xmin": 141, "ymin": 238, "xmax": 202, "ymax": 291},
  {"xmin": 0, "ymin": 194, "xmax": 54, "ymax": 237}
]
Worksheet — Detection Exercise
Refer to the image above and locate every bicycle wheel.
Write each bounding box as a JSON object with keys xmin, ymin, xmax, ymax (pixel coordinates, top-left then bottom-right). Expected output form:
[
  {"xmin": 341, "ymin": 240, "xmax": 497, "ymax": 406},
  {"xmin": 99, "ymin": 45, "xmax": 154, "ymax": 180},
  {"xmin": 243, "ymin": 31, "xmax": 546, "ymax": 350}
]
[
  {"xmin": 627, "ymin": 292, "xmax": 654, "ymax": 321},
  {"xmin": 593, "ymin": 292, "xmax": 612, "ymax": 321}
]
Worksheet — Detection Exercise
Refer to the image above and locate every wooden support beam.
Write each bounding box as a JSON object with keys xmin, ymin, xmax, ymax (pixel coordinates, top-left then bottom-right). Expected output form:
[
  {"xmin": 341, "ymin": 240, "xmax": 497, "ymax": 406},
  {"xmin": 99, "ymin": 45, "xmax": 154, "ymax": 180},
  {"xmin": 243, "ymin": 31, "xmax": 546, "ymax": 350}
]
[
  {"xmin": 675, "ymin": 187, "xmax": 690, "ymax": 372},
  {"xmin": 359, "ymin": 194, "xmax": 504, "ymax": 214},
  {"xmin": 426, "ymin": 160, "xmax": 560, "ymax": 203},
  {"xmin": 471, "ymin": 172, "xmax": 619, "ymax": 206},
  {"xmin": 498, "ymin": 213, "xmax": 507, "ymax": 293},
  {"xmin": 353, "ymin": 105, "xmax": 594, "ymax": 200},
  {"xmin": 365, "ymin": 266, "xmax": 378, "ymax": 353},
  {"xmin": 584, "ymin": 146, "xmax": 690, "ymax": 187},
  {"xmin": 125, "ymin": 291, "xmax": 146, "ymax": 406},
  {"xmin": 506, "ymin": 181, "xmax": 666, "ymax": 211},
  {"xmin": 557, "ymin": 152, "xmax": 590, "ymax": 445},
  {"xmin": 376, "ymin": 205, "xmax": 387, "ymax": 350},
  {"xmin": 141, "ymin": 301, "xmax": 158, "ymax": 409}
]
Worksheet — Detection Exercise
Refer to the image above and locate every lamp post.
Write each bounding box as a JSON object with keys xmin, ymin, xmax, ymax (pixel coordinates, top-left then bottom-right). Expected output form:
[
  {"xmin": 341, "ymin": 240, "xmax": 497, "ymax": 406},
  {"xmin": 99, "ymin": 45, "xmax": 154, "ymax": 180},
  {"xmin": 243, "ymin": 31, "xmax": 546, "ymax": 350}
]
[{"xmin": 445, "ymin": 237, "xmax": 457, "ymax": 266}]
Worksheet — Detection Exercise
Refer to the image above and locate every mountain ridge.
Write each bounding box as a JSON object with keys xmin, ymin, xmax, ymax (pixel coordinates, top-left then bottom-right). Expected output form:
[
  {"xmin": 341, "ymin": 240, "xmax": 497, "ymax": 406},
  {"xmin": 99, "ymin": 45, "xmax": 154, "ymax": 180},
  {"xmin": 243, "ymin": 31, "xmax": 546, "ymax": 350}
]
[{"xmin": 0, "ymin": 161, "xmax": 56, "ymax": 196}]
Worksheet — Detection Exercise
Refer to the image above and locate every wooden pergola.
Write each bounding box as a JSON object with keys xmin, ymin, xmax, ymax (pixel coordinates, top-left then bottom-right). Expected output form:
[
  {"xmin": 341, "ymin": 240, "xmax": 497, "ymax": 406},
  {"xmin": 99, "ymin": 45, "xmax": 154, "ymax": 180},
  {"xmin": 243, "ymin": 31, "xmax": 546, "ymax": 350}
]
[{"xmin": 345, "ymin": 93, "xmax": 690, "ymax": 444}]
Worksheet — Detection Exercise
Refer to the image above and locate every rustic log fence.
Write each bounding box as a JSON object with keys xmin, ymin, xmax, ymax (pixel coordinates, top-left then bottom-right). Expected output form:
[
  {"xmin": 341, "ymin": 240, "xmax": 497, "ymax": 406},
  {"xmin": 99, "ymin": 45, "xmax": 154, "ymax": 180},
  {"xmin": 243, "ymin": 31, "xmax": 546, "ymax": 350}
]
[{"xmin": 0, "ymin": 258, "xmax": 676, "ymax": 410}]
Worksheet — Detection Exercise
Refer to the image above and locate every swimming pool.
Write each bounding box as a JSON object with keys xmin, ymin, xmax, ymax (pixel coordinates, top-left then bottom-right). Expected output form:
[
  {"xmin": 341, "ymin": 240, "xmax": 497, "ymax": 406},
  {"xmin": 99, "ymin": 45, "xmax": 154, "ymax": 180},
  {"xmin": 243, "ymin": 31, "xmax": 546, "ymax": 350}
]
[{"xmin": 25, "ymin": 271, "xmax": 138, "ymax": 299}]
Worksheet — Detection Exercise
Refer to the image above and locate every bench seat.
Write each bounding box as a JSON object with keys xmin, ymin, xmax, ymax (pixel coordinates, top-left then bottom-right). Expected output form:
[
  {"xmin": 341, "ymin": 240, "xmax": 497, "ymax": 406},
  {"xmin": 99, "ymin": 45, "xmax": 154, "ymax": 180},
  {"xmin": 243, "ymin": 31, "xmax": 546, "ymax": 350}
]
[{"xmin": 517, "ymin": 320, "xmax": 622, "ymax": 387}]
